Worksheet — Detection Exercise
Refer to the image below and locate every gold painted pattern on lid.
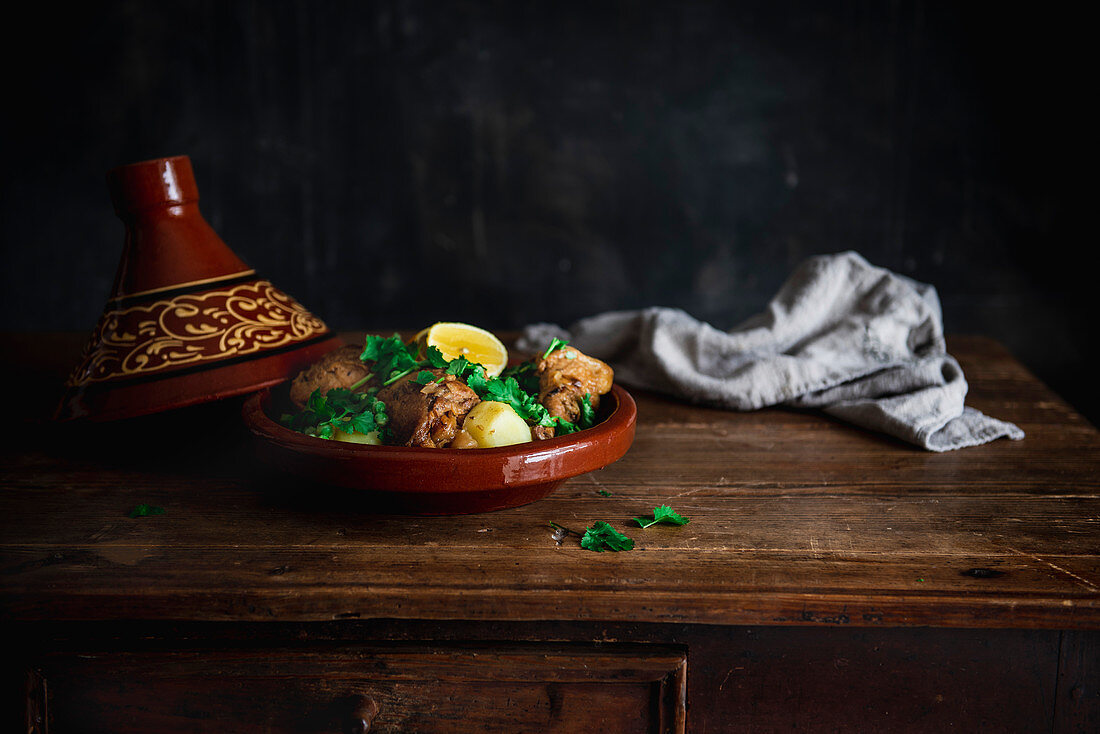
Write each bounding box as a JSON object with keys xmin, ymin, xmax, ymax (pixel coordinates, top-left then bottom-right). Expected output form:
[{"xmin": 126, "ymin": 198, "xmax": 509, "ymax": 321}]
[{"xmin": 66, "ymin": 279, "xmax": 329, "ymax": 387}]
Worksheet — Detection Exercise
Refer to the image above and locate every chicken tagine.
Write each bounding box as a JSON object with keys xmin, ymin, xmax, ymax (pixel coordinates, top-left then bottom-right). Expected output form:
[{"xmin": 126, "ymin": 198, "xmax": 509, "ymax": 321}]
[{"xmin": 280, "ymin": 323, "xmax": 614, "ymax": 449}]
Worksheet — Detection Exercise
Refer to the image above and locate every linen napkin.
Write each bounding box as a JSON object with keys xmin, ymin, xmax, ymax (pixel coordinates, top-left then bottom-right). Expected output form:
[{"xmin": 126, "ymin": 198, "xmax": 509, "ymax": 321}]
[{"xmin": 516, "ymin": 251, "xmax": 1024, "ymax": 451}]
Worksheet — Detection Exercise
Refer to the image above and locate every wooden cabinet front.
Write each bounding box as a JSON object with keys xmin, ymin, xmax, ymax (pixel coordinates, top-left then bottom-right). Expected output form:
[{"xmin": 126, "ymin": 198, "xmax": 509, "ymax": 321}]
[{"xmin": 26, "ymin": 643, "xmax": 686, "ymax": 733}]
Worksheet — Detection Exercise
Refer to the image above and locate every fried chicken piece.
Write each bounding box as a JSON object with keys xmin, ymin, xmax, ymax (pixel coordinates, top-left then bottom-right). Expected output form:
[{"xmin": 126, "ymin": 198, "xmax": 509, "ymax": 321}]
[
  {"xmin": 288, "ymin": 345, "xmax": 371, "ymax": 409},
  {"xmin": 533, "ymin": 346, "xmax": 614, "ymax": 437},
  {"xmin": 376, "ymin": 370, "xmax": 481, "ymax": 448}
]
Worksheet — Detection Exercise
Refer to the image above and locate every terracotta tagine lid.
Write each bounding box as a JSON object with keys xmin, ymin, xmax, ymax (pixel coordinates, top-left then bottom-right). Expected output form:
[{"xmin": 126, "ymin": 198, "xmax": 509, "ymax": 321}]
[{"xmin": 55, "ymin": 155, "xmax": 344, "ymax": 422}]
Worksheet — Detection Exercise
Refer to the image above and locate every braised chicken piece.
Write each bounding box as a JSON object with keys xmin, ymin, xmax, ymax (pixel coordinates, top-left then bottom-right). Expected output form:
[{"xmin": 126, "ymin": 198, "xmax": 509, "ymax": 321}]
[
  {"xmin": 376, "ymin": 370, "xmax": 481, "ymax": 448},
  {"xmin": 289, "ymin": 345, "xmax": 371, "ymax": 409},
  {"xmin": 530, "ymin": 425, "xmax": 556, "ymax": 440},
  {"xmin": 533, "ymin": 346, "xmax": 614, "ymax": 438}
]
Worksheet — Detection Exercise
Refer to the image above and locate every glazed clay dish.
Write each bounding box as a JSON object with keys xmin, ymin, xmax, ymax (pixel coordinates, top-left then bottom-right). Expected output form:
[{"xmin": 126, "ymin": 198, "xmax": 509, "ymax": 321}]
[
  {"xmin": 242, "ymin": 382, "xmax": 636, "ymax": 514},
  {"xmin": 56, "ymin": 155, "xmax": 342, "ymax": 422}
]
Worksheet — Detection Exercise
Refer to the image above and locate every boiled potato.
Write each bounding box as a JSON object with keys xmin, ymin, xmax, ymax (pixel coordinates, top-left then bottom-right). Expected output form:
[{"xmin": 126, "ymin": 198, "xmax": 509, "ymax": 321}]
[
  {"xmin": 333, "ymin": 428, "xmax": 382, "ymax": 445},
  {"xmin": 461, "ymin": 401, "xmax": 532, "ymax": 448}
]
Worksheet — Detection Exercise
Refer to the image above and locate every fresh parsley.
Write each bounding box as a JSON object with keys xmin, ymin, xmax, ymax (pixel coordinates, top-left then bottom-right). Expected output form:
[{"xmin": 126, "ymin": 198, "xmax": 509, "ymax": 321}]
[
  {"xmin": 542, "ymin": 337, "xmax": 570, "ymax": 359},
  {"xmin": 578, "ymin": 393, "xmax": 596, "ymax": 429},
  {"xmin": 500, "ymin": 360, "xmax": 540, "ymax": 395},
  {"xmin": 413, "ymin": 370, "xmax": 437, "ymax": 385},
  {"xmin": 280, "ymin": 388, "xmax": 389, "ymax": 440},
  {"xmin": 128, "ymin": 504, "xmax": 165, "ymax": 518},
  {"xmin": 633, "ymin": 504, "xmax": 690, "ymax": 528},
  {"xmin": 444, "ymin": 355, "xmax": 480, "ymax": 379},
  {"xmin": 580, "ymin": 521, "xmax": 635, "ymax": 552},
  {"xmin": 423, "ymin": 345, "xmax": 450, "ymax": 369},
  {"xmin": 357, "ymin": 334, "xmax": 419, "ymax": 386},
  {"xmin": 478, "ymin": 375, "xmax": 547, "ymax": 423},
  {"xmin": 464, "ymin": 370, "xmax": 590, "ymax": 436},
  {"xmin": 356, "ymin": 335, "xmax": 451, "ymax": 388}
]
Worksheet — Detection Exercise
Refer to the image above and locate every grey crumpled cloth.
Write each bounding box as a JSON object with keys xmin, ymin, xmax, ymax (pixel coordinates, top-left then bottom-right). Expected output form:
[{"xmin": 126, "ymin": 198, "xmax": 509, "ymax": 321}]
[{"xmin": 516, "ymin": 251, "xmax": 1024, "ymax": 452}]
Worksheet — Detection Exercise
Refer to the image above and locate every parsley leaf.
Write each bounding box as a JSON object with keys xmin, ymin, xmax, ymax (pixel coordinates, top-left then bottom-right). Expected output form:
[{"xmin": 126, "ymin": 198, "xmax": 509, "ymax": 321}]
[
  {"xmin": 464, "ymin": 365, "xmax": 490, "ymax": 394},
  {"xmin": 478, "ymin": 375, "xmax": 553, "ymax": 426},
  {"xmin": 463, "ymin": 367, "xmax": 587, "ymax": 436},
  {"xmin": 654, "ymin": 505, "xmax": 690, "ymax": 525},
  {"xmin": 128, "ymin": 504, "xmax": 165, "ymax": 518},
  {"xmin": 500, "ymin": 360, "xmax": 540, "ymax": 395},
  {"xmin": 551, "ymin": 418, "xmax": 580, "ymax": 435},
  {"xmin": 580, "ymin": 521, "xmax": 635, "ymax": 552},
  {"xmin": 281, "ymin": 388, "xmax": 389, "ymax": 441},
  {"xmin": 423, "ymin": 345, "xmax": 450, "ymax": 369},
  {"xmin": 633, "ymin": 504, "xmax": 690, "ymax": 528},
  {"xmin": 445, "ymin": 355, "xmax": 482, "ymax": 381},
  {"xmin": 577, "ymin": 393, "xmax": 596, "ymax": 429},
  {"xmin": 359, "ymin": 334, "xmax": 422, "ymax": 386},
  {"xmin": 542, "ymin": 337, "xmax": 570, "ymax": 359}
]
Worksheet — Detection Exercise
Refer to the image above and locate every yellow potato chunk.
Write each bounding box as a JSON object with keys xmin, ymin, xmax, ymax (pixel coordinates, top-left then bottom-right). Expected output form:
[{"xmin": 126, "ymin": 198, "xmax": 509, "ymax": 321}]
[
  {"xmin": 461, "ymin": 401, "xmax": 533, "ymax": 448},
  {"xmin": 333, "ymin": 429, "xmax": 382, "ymax": 445}
]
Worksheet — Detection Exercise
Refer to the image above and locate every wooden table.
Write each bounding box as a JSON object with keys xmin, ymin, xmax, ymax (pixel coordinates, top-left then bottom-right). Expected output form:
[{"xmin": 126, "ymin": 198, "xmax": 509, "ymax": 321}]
[{"xmin": 2, "ymin": 333, "xmax": 1097, "ymax": 732}]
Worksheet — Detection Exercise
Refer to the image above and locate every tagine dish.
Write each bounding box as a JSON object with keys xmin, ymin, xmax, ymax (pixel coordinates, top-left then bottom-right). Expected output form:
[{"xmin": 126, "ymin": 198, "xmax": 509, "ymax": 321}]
[{"xmin": 240, "ymin": 323, "xmax": 636, "ymax": 513}]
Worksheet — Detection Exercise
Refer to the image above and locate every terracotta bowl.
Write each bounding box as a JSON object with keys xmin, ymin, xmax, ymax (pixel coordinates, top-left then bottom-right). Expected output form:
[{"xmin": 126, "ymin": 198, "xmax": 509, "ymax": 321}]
[{"xmin": 241, "ymin": 385, "xmax": 637, "ymax": 515}]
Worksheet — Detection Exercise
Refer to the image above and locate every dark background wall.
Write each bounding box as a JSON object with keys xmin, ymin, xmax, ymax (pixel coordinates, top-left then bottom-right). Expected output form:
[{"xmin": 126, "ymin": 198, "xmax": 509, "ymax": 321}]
[{"xmin": 2, "ymin": 1, "xmax": 1094, "ymax": 423}]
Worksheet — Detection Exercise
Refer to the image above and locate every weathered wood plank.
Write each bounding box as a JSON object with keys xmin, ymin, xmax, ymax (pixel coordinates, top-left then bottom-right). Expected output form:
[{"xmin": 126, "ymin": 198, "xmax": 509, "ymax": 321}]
[
  {"xmin": 2, "ymin": 488, "xmax": 1098, "ymax": 557},
  {"xmin": 30, "ymin": 643, "xmax": 686, "ymax": 734},
  {"xmin": 2, "ymin": 544, "xmax": 1097, "ymax": 627},
  {"xmin": 1055, "ymin": 629, "xmax": 1100, "ymax": 732},
  {"xmin": 1, "ymin": 333, "xmax": 1097, "ymax": 631}
]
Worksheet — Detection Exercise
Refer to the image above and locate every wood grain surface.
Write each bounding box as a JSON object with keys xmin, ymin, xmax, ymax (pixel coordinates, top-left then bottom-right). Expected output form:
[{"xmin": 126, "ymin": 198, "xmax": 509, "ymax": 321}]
[
  {"xmin": 29, "ymin": 642, "xmax": 687, "ymax": 734},
  {"xmin": 1, "ymin": 333, "xmax": 1097, "ymax": 629}
]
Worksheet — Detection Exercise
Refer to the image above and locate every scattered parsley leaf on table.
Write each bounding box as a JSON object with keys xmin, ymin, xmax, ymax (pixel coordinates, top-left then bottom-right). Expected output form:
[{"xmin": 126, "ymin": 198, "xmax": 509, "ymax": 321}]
[
  {"xmin": 128, "ymin": 504, "xmax": 165, "ymax": 518},
  {"xmin": 597, "ymin": 489, "xmax": 613, "ymax": 497},
  {"xmin": 580, "ymin": 521, "xmax": 635, "ymax": 552},
  {"xmin": 634, "ymin": 504, "xmax": 690, "ymax": 528}
]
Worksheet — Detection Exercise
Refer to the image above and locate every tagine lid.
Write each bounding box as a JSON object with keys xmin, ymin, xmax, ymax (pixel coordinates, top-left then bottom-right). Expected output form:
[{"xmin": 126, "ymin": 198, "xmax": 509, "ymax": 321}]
[{"xmin": 54, "ymin": 155, "xmax": 344, "ymax": 422}]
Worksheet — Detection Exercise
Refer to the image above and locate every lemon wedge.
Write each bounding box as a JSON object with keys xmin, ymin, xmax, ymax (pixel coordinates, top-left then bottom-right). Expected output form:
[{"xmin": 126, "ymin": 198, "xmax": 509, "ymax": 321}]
[{"xmin": 422, "ymin": 322, "xmax": 508, "ymax": 377}]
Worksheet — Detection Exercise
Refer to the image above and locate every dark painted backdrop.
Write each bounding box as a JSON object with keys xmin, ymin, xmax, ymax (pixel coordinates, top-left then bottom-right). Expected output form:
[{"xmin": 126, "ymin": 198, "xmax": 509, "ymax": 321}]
[{"xmin": 2, "ymin": 1, "xmax": 1094, "ymax": 422}]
